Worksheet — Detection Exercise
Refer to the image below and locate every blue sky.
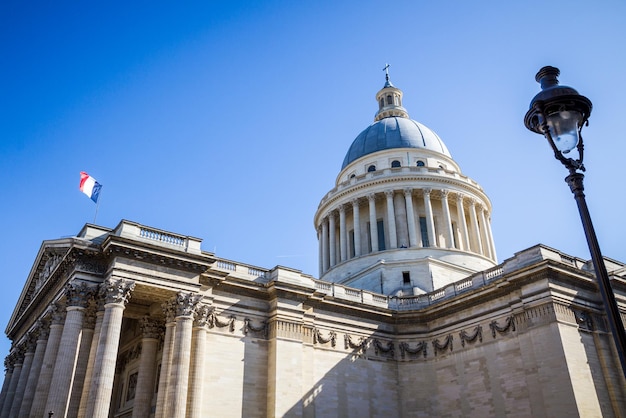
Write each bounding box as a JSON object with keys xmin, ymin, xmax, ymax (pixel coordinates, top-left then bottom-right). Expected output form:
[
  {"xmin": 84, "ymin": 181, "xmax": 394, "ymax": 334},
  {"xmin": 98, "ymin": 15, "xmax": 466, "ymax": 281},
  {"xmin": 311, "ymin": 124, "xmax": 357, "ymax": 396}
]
[{"xmin": 1, "ymin": 1, "xmax": 625, "ymax": 354}]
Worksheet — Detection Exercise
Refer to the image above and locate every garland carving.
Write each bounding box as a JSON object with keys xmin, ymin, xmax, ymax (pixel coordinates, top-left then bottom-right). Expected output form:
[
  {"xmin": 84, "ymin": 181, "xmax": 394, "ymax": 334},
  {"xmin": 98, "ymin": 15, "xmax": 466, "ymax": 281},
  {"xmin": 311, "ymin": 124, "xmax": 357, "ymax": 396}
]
[
  {"xmin": 489, "ymin": 316, "xmax": 516, "ymax": 338},
  {"xmin": 432, "ymin": 335, "xmax": 453, "ymax": 356},
  {"xmin": 313, "ymin": 328, "xmax": 337, "ymax": 347},
  {"xmin": 459, "ymin": 325, "xmax": 483, "ymax": 347},
  {"xmin": 399, "ymin": 341, "xmax": 427, "ymax": 359}
]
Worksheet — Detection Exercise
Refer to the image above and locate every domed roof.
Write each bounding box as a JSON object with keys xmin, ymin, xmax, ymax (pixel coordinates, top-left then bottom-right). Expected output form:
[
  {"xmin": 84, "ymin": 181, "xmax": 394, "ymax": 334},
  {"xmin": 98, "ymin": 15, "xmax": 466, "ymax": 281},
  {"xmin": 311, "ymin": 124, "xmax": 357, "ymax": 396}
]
[{"xmin": 341, "ymin": 117, "xmax": 451, "ymax": 169}]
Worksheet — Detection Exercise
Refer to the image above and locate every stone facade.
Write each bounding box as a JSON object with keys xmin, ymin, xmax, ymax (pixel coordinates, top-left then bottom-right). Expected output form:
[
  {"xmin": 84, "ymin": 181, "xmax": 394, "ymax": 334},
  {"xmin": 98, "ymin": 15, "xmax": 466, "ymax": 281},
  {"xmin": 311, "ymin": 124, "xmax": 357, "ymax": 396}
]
[{"xmin": 1, "ymin": 220, "xmax": 625, "ymax": 417}]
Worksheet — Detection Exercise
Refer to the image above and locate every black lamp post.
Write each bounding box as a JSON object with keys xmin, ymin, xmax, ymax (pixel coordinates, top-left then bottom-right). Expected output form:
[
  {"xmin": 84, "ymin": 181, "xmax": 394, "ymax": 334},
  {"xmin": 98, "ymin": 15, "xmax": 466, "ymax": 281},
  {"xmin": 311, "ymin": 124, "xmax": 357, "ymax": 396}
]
[{"xmin": 524, "ymin": 66, "xmax": 626, "ymax": 379}]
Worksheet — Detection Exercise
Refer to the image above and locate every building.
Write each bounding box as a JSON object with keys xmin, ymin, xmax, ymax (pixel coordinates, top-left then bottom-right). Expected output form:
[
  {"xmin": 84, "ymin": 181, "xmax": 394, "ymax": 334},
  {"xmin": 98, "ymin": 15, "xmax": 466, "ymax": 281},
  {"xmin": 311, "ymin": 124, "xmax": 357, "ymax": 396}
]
[{"xmin": 1, "ymin": 75, "xmax": 625, "ymax": 418}]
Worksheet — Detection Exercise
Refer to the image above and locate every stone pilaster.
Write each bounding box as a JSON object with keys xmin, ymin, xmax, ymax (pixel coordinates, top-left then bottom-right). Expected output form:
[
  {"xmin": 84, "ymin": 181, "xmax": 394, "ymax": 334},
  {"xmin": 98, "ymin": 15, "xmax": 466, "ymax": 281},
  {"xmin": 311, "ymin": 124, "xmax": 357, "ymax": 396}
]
[
  {"xmin": 169, "ymin": 292, "xmax": 202, "ymax": 418},
  {"xmin": 85, "ymin": 278, "xmax": 135, "ymax": 418},
  {"xmin": 45, "ymin": 282, "xmax": 94, "ymax": 417},
  {"xmin": 30, "ymin": 301, "xmax": 66, "ymax": 418},
  {"xmin": 132, "ymin": 316, "xmax": 162, "ymax": 418},
  {"xmin": 186, "ymin": 305, "xmax": 210, "ymax": 418},
  {"xmin": 19, "ymin": 320, "xmax": 48, "ymax": 417},
  {"xmin": 154, "ymin": 299, "xmax": 177, "ymax": 418},
  {"xmin": 9, "ymin": 337, "xmax": 36, "ymax": 417}
]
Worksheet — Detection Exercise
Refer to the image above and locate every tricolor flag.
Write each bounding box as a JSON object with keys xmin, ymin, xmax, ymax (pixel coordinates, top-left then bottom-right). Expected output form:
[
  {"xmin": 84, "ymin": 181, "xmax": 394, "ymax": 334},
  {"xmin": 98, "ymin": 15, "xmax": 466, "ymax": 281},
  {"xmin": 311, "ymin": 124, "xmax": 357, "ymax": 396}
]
[{"xmin": 79, "ymin": 171, "xmax": 102, "ymax": 203}]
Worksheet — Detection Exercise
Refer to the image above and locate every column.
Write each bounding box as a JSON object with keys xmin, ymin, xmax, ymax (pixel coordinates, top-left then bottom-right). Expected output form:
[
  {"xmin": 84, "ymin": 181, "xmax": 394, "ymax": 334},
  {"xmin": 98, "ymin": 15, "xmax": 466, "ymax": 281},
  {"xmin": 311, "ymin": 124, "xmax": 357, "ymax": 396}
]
[
  {"xmin": 30, "ymin": 302, "xmax": 66, "ymax": 418},
  {"xmin": 478, "ymin": 205, "xmax": 493, "ymax": 259},
  {"xmin": 154, "ymin": 299, "xmax": 177, "ymax": 418},
  {"xmin": 67, "ymin": 303, "xmax": 97, "ymax": 418},
  {"xmin": 422, "ymin": 188, "xmax": 436, "ymax": 247},
  {"xmin": 368, "ymin": 194, "xmax": 378, "ymax": 252},
  {"xmin": 440, "ymin": 190, "xmax": 454, "ymax": 249},
  {"xmin": 321, "ymin": 219, "xmax": 329, "ymax": 273},
  {"xmin": 384, "ymin": 190, "xmax": 398, "ymax": 249},
  {"xmin": 9, "ymin": 338, "xmax": 35, "ymax": 417},
  {"xmin": 468, "ymin": 199, "xmax": 483, "ymax": 255},
  {"xmin": 455, "ymin": 193, "xmax": 470, "ymax": 251},
  {"xmin": 328, "ymin": 212, "xmax": 336, "ymax": 267},
  {"xmin": 0, "ymin": 351, "xmax": 22, "ymax": 418},
  {"xmin": 168, "ymin": 293, "xmax": 202, "ymax": 418},
  {"xmin": 19, "ymin": 321, "xmax": 48, "ymax": 417},
  {"xmin": 394, "ymin": 191, "xmax": 409, "ymax": 248},
  {"xmin": 186, "ymin": 305, "xmax": 210, "ymax": 418},
  {"xmin": 85, "ymin": 278, "xmax": 135, "ymax": 418},
  {"xmin": 0, "ymin": 359, "xmax": 13, "ymax": 414},
  {"xmin": 46, "ymin": 282, "xmax": 94, "ymax": 417},
  {"xmin": 485, "ymin": 211, "xmax": 498, "ymax": 261},
  {"xmin": 77, "ymin": 298, "xmax": 105, "ymax": 418},
  {"xmin": 338, "ymin": 205, "xmax": 347, "ymax": 262},
  {"xmin": 317, "ymin": 227, "xmax": 323, "ymax": 276},
  {"xmin": 352, "ymin": 199, "xmax": 362, "ymax": 257},
  {"xmin": 132, "ymin": 317, "xmax": 162, "ymax": 418},
  {"xmin": 404, "ymin": 189, "xmax": 418, "ymax": 247}
]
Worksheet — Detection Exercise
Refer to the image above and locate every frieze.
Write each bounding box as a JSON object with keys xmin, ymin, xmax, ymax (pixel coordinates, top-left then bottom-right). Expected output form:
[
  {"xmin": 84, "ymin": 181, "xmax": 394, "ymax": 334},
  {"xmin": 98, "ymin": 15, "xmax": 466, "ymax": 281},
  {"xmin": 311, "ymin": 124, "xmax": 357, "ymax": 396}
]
[
  {"xmin": 373, "ymin": 339, "xmax": 394, "ymax": 357},
  {"xmin": 432, "ymin": 335, "xmax": 453, "ymax": 356},
  {"xmin": 459, "ymin": 325, "xmax": 483, "ymax": 347},
  {"xmin": 399, "ymin": 341, "xmax": 427, "ymax": 359},
  {"xmin": 244, "ymin": 318, "xmax": 268, "ymax": 339},
  {"xmin": 489, "ymin": 316, "xmax": 516, "ymax": 338},
  {"xmin": 313, "ymin": 328, "xmax": 337, "ymax": 348}
]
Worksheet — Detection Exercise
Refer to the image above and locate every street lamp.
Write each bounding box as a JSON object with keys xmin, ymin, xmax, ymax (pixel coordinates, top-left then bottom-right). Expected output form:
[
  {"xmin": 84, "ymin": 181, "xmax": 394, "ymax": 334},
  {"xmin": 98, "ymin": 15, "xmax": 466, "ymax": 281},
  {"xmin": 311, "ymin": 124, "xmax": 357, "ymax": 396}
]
[{"xmin": 524, "ymin": 66, "xmax": 626, "ymax": 379}]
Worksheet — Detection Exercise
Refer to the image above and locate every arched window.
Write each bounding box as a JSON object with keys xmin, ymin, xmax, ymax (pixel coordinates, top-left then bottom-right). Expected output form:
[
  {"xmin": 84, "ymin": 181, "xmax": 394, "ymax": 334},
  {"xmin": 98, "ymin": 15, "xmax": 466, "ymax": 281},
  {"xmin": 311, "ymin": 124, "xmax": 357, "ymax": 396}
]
[
  {"xmin": 386, "ymin": 95, "xmax": 393, "ymax": 105},
  {"xmin": 367, "ymin": 165, "xmax": 376, "ymax": 172},
  {"xmin": 379, "ymin": 98, "xmax": 384, "ymax": 108},
  {"xmin": 416, "ymin": 160, "xmax": 425, "ymax": 167},
  {"xmin": 391, "ymin": 160, "xmax": 401, "ymax": 168},
  {"xmin": 350, "ymin": 173, "xmax": 356, "ymax": 178}
]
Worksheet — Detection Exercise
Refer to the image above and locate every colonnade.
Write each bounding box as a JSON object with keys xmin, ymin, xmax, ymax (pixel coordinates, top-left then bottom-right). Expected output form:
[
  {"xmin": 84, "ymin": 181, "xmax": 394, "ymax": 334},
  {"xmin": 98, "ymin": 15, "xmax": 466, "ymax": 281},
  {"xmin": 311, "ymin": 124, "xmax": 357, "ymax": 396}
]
[
  {"xmin": 318, "ymin": 188, "xmax": 497, "ymax": 275},
  {"xmin": 0, "ymin": 279, "xmax": 211, "ymax": 418}
]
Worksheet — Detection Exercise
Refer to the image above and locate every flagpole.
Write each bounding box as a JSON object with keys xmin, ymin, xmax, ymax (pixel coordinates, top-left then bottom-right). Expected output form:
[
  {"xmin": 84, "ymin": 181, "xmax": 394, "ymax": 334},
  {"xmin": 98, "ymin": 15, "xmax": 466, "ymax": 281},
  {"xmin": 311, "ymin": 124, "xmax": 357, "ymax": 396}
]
[{"xmin": 93, "ymin": 189, "xmax": 101, "ymax": 224}]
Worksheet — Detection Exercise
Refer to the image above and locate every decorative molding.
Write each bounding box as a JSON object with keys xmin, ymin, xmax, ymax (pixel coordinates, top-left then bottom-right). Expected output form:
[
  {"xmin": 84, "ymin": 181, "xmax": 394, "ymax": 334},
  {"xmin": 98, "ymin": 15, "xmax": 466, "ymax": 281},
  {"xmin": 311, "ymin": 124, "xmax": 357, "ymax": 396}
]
[
  {"xmin": 244, "ymin": 318, "xmax": 268, "ymax": 339},
  {"xmin": 208, "ymin": 311, "xmax": 236, "ymax": 333},
  {"xmin": 373, "ymin": 339, "xmax": 394, "ymax": 357},
  {"xmin": 490, "ymin": 316, "xmax": 516, "ymax": 338},
  {"xmin": 432, "ymin": 335, "xmax": 453, "ymax": 356},
  {"xmin": 344, "ymin": 334, "xmax": 368, "ymax": 353},
  {"xmin": 313, "ymin": 328, "xmax": 337, "ymax": 347},
  {"xmin": 399, "ymin": 341, "xmax": 427, "ymax": 359},
  {"xmin": 459, "ymin": 325, "xmax": 483, "ymax": 347}
]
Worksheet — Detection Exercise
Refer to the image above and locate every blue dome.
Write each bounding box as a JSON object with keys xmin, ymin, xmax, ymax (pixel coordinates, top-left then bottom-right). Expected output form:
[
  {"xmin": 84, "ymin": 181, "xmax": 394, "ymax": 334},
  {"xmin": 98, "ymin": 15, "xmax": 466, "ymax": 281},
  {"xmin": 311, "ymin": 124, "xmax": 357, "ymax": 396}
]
[{"xmin": 341, "ymin": 117, "xmax": 451, "ymax": 169}]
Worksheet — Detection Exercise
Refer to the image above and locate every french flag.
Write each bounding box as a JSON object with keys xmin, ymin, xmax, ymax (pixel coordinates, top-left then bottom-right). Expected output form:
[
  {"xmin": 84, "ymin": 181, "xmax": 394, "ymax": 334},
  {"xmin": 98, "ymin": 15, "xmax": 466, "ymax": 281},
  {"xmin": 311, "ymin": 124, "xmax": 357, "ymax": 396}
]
[{"xmin": 79, "ymin": 171, "xmax": 102, "ymax": 203}]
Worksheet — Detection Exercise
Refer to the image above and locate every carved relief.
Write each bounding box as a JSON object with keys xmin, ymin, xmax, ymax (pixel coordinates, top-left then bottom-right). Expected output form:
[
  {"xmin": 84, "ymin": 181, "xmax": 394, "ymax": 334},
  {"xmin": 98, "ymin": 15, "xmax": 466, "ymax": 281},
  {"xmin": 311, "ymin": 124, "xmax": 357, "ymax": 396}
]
[
  {"xmin": 373, "ymin": 339, "xmax": 394, "ymax": 357},
  {"xmin": 399, "ymin": 341, "xmax": 427, "ymax": 359},
  {"xmin": 344, "ymin": 334, "xmax": 368, "ymax": 353},
  {"xmin": 459, "ymin": 325, "xmax": 483, "ymax": 347},
  {"xmin": 244, "ymin": 318, "xmax": 268, "ymax": 339},
  {"xmin": 208, "ymin": 311, "xmax": 236, "ymax": 332},
  {"xmin": 313, "ymin": 328, "xmax": 337, "ymax": 348},
  {"xmin": 193, "ymin": 305, "xmax": 212, "ymax": 328},
  {"xmin": 432, "ymin": 335, "xmax": 453, "ymax": 356},
  {"xmin": 490, "ymin": 316, "xmax": 516, "ymax": 338}
]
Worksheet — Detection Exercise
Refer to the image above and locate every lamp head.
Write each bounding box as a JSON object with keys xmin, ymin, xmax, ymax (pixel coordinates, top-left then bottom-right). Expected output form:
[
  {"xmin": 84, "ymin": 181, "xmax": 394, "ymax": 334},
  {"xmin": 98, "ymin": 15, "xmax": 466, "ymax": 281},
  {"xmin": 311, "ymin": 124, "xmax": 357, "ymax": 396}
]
[{"xmin": 524, "ymin": 66, "xmax": 592, "ymax": 154}]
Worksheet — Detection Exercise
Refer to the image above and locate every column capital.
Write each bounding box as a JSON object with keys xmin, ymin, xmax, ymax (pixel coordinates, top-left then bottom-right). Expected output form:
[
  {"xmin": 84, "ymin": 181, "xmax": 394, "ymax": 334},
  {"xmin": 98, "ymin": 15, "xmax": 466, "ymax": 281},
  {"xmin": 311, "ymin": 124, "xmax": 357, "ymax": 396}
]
[
  {"xmin": 440, "ymin": 189, "xmax": 449, "ymax": 198},
  {"xmin": 141, "ymin": 316, "xmax": 163, "ymax": 339},
  {"xmin": 468, "ymin": 197, "xmax": 477, "ymax": 207},
  {"xmin": 101, "ymin": 278, "xmax": 135, "ymax": 306},
  {"xmin": 367, "ymin": 193, "xmax": 376, "ymax": 202},
  {"xmin": 338, "ymin": 204, "xmax": 345, "ymax": 214},
  {"xmin": 403, "ymin": 188, "xmax": 413, "ymax": 197},
  {"xmin": 455, "ymin": 192, "xmax": 465, "ymax": 202},
  {"xmin": 423, "ymin": 188, "xmax": 432, "ymax": 196},
  {"xmin": 173, "ymin": 292, "xmax": 203, "ymax": 318},
  {"xmin": 50, "ymin": 301, "xmax": 66, "ymax": 325},
  {"xmin": 36, "ymin": 319, "xmax": 50, "ymax": 340},
  {"xmin": 65, "ymin": 281, "xmax": 96, "ymax": 308},
  {"xmin": 193, "ymin": 304, "xmax": 212, "ymax": 328},
  {"xmin": 350, "ymin": 197, "xmax": 360, "ymax": 206},
  {"xmin": 384, "ymin": 189, "xmax": 394, "ymax": 198}
]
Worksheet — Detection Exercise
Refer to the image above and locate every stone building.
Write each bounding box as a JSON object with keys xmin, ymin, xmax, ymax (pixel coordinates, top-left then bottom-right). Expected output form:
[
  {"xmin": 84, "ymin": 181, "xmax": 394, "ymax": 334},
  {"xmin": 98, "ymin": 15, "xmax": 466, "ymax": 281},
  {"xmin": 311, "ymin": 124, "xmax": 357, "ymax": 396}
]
[{"xmin": 1, "ymin": 76, "xmax": 625, "ymax": 417}]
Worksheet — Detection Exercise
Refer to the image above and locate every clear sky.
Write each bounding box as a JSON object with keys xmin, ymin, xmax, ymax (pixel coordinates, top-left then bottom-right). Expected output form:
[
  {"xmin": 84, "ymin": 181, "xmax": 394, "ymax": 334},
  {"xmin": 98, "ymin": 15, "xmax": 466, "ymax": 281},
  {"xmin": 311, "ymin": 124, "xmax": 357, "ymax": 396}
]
[{"xmin": 1, "ymin": 0, "xmax": 625, "ymax": 354}]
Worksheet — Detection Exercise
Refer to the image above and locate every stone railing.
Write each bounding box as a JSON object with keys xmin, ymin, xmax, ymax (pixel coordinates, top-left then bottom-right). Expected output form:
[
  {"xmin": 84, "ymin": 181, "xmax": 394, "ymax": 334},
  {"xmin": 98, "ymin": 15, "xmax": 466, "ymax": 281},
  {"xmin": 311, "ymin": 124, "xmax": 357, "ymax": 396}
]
[
  {"xmin": 212, "ymin": 259, "xmax": 269, "ymax": 280},
  {"xmin": 113, "ymin": 220, "xmax": 203, "ymax": 254}
]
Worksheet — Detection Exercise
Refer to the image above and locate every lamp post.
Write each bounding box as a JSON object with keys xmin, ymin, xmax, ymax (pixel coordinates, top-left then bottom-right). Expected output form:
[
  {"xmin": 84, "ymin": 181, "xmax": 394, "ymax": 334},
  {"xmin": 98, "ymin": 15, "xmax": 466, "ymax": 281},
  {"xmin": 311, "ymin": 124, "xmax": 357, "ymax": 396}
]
[{"xmin": 524, "ymin": 66, "xmax": 626, "ymax": 379}]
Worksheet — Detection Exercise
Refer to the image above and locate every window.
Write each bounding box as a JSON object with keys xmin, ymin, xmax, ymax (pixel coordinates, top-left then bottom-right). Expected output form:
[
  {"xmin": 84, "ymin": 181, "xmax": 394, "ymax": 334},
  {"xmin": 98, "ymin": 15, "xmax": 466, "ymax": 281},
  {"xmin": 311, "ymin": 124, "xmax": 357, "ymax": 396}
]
[
  {"xmin": 350, "ymin": 174, "xmax": 356, "ymax": 179},
  {"xmin": 402, "ymin": 271, "xmax": 411, "ymax": 284},
  {"xmin": 391, "ymin": 160, "xmax": 401, "ymax": 168},
  {"xmin": 451, "ymin": 221, "xmax": 459, "ymax": 249},
  {"xmin": 126, "ymin": 372, "xmax": 138, "ymax": 401},
  {"xmin": 416, "ymin": 160, "xmax": 425, "ymax": 167},
  {"xmin": 386, "ymin": 95, "xmax": 393, "ymax": 105},
  {"xmin": 367, "ymin": 165, "xmax": 376, "ymax": 172},
  {"xmin": 380, "ymin": 98, "xmax": 384, "ymax": 108},
  {"xmin": 377, "ymin": 219, "xmax": 386, "ymax": 251},
  {"xmin": 419, "ymin": 217, "xmax": 430, "ymax": 247},
  {"xmin": 349, "ymin": 230, "xmax": 355, "ymax": 258}
]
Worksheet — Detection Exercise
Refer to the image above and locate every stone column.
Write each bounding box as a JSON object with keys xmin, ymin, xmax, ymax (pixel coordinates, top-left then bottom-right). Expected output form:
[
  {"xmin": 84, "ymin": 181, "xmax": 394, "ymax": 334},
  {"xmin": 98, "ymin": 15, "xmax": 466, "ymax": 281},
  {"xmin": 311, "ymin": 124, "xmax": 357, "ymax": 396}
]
[
  {"xmin": 368, "ymin": 194, "xmax": 378, "ymax": 252},
  {"xmin": 85, "ymin": 278, "xmax": 135, "ymax": 418},
  {"xmin": 338, "ymin": 205, "xmax": 347, "ymax": 262},
  {"xmin": 404, "ymin": 189, "xmax": 418, "ymax": 248},
  {"xmin": 132, "ymin": 317, "xmax": 162, "ymax": 418},
  {"xmin": 321, "ymin": 219, "xmax": 329, "ymax": 273},
  {"xmin": 328, "ymin": 212, "xmax": 336, "ymax": 267},
  {"xmin": 317, "ymin": 227, "xmax": 323, "ymax": 276},
  {"xmin": 186, "ymin": 305, "xmax": 210, "ymax": 418},
  {"xmin": 384, "ymin": 190, "xmax": 398, "ymax": 249},
  {"xmin": 455, "ymin": 193, "xmax": 470, "ymax": 251},
  {"xmin": 0, "ymin": 359, "xmax": 13, "ymax": 414},
  {"xmin": 168, "ymin": 292, "xmax": 202, "ymax": 418},
  {"xmin": 66, "ymin": 303, "xmax": 97, "ymax": 418},
  {"xmin": 422, "ymin": 188, "xmax": 436, "ymax": 247},
  {"xmin": 30, "ymin": 302, "xmax": 66, "ymax": 418},
  {"xmin": 468, "ymin": 199, "xmax": 483, "ymax": 255},
  {"xmin": 45, "ymin": 282, "xmax": 94, "ymax": 417},
  {"xmin": 485, "ymin": 211, "xmax": 497, "ymax": 261},
  {"xmin": 0, "ymin": 351, "xmax": 22, "ymax": 418},
  {"xmin": 478, "ymin": 205, "xmax": 493, "ymax": 259},
  {"xmin": 154, "ymin": 300, "xmax": 177, "ymax": 418},
  {"xmin": 19, "ymin": 321, "xmax": 48, "ymax": 417},
  {"xmin": 352, "ymin": 199, "xmax": 362, "ymax": 257},
  {"xmin": 440, "ymin": 190, "xmax": 454, "ymax": 249},
  {"xmin": 10, "ymin": 338, "xmax": 35, "ymax": 417},
  {"xmin": 394, "ymin": 191, "xmax": 408, "ymax": 248},
  {"xmin": 77, "ymin": 298, "xmax": 105, "ymax": 418}
]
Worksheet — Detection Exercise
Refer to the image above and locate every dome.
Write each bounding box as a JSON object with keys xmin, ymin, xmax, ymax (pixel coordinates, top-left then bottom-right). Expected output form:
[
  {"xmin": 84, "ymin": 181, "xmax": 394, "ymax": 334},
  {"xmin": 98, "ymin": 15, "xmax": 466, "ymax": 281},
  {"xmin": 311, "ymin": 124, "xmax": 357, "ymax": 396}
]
[{"xmin": 341, "ymin": 117, "xmax": 451, "ymax": 169}]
